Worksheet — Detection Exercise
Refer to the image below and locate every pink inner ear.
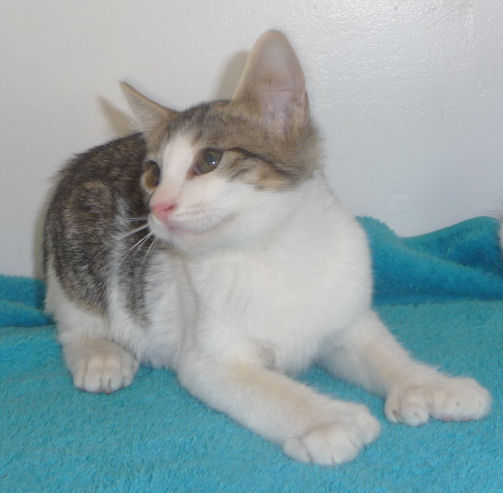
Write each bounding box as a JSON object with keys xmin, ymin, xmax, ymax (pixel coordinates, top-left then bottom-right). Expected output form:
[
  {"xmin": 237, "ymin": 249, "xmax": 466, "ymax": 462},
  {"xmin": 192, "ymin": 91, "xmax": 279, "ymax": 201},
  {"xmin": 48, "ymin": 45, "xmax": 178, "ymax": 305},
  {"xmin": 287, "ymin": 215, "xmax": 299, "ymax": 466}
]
[
  {"xmin": 260, "ymin": 86, "xmax": 308, "ymax": 134},
  {"xmin": 262, "ymin": 88, "xmax": 293, "ymax": 126},
  {"xmin": 232, "ymin": 32, "xmax": 308, "ymax": 133}
]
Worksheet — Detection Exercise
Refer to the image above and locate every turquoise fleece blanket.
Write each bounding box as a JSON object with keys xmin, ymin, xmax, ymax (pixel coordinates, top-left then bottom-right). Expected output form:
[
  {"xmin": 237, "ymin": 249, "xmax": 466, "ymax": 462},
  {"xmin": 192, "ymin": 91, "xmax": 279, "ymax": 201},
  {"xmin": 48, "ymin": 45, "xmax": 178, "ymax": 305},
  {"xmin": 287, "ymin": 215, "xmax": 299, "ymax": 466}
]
[{"xmin": 1, "ymin": 216, "xmax": 502, "ymax": 492}]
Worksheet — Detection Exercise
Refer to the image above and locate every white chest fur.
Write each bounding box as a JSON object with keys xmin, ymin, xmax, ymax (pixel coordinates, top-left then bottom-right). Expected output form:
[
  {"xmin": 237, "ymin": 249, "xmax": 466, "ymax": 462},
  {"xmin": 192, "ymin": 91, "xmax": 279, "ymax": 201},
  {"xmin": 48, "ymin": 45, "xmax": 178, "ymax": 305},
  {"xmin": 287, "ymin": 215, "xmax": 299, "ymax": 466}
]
[{"xmin": 185, "ymin": 188, "xmax": 373, "ymax": 373}]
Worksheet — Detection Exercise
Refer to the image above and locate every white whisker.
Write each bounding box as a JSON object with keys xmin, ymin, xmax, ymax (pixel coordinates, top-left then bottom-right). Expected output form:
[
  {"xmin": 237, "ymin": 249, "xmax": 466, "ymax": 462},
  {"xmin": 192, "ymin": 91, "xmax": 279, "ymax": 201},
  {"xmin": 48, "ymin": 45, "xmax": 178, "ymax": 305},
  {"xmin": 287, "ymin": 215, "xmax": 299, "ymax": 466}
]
[
  {"xmin": 126, "ymin": 217, "xmax": 149, "ymax": 222},
  {"xmin": 124, "ymin": 231, "xmax": 153, "ymax": 257},
  {"xmin": 143, "ymin": 237, "xmax": 157, "ymax": 264},
  {"xmin": 135, "ymin": 237, "xmax": 158, "ymax": 282},
  {"xmin": 119, "ymin": 223, "xmax": 149, "ymax": 240}
]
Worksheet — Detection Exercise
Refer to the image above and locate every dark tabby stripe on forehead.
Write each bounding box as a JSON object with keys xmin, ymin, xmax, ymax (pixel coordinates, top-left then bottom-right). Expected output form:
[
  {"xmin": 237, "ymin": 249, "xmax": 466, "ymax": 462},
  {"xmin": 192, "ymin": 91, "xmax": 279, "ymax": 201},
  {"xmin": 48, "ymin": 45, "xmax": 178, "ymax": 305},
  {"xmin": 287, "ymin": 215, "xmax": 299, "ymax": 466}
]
[
  {"xmin": 223, "ymin": 147, "xmax": 293, "ymax": 189},
  {"xmin": 165, "ymin": 101, "xmax": 319, "ymax": 191},
  {"xmin": 227, "ymin": 147, "xmax": 282, "ymax": 173}
]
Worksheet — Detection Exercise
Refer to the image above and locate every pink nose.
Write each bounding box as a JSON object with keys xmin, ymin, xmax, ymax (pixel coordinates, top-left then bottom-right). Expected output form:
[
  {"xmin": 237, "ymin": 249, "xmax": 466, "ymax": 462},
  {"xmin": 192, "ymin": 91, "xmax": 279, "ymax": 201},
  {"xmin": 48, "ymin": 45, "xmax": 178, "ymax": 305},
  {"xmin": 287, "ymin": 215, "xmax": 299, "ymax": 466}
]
[{"xmin": 151, "ymin": 201, "xmax": 177, "ymax": 223}]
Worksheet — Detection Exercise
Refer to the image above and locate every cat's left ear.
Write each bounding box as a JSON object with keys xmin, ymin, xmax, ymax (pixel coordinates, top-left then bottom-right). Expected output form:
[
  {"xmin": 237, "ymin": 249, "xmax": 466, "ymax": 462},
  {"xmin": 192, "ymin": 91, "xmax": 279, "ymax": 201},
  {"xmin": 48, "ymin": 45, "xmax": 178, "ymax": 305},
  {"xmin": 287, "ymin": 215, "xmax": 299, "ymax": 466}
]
[
  {"xmin": 121, "ymin": 82, "xmax": 177, "ymax": 146},
  {"xmin": 232, "ymin": 31, "xmax": 309, "ymax": 136}
]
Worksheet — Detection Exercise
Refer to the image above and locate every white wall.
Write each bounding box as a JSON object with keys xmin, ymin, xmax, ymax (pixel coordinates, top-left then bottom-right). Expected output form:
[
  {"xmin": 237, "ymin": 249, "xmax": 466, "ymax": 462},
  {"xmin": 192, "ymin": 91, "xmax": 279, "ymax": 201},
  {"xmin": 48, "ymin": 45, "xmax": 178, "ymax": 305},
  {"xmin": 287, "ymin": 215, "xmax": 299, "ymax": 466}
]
[{"xmin": 2, "ymin": 0, "xmax": 503, "ymax": 277}]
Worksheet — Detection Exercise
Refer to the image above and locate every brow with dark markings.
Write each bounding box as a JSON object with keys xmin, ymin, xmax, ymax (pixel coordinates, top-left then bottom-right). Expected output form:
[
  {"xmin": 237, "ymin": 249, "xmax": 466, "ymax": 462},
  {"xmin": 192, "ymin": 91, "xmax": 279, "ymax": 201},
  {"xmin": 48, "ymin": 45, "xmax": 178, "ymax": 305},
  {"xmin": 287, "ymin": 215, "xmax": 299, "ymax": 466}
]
[{"xmin": 226, "ymin": 147, "xmax": 290, "ymax": 177}]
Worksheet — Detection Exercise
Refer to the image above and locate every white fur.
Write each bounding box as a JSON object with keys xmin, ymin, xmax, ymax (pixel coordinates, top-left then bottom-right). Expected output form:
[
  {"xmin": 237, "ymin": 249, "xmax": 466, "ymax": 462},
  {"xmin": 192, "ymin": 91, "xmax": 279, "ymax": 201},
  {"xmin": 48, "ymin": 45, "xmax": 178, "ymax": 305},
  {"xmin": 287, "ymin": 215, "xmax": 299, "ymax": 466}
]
[
  {"xmin": 48, "ymin": 31, "xmax": 491, "ymax": 465},
  {"xmin": 47, "ymin": 152, "xmax": 491, "ymax": 464},
  {"xmin": 45, "ymin": 262, "xmax": 138, "ymax": 393},
  {"xmin": 150, "ymin": 135, "xmax": 195, "ymax": 209}
]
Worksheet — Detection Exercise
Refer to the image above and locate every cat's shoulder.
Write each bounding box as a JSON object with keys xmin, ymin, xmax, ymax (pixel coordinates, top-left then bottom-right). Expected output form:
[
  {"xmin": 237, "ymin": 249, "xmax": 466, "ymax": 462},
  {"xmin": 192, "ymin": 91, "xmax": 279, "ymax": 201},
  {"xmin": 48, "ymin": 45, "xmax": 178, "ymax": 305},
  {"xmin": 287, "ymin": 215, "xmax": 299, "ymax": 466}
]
[
  {"xmin": 67, "ymin": 132, "xmax": 146, "ymax": 172},
  {"xmin": 53, "ymin": 133, "xmax": 147, "ymax": 197}
]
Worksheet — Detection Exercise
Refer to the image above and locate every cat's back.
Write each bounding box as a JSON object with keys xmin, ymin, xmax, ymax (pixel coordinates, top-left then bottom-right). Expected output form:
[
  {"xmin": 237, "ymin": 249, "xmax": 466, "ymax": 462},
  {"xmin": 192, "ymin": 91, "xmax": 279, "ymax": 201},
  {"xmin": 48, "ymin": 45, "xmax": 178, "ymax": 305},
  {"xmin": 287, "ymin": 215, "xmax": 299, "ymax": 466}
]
[
  {"xmin": 51, "ymin": 132, "xmax": 146, "ymax": 203},
  {"xmin": 44, "ymin": 133, "xmax": 148, "ymax": 311}
]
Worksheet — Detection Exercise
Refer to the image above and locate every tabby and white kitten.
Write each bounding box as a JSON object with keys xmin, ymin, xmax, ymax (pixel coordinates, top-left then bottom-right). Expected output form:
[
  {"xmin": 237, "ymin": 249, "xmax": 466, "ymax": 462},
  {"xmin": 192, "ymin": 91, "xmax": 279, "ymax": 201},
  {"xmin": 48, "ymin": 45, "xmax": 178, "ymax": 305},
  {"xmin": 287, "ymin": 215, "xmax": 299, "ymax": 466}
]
[{"xmin": 44, "ymin": 31, "xmax": 490, "ymax": 465}]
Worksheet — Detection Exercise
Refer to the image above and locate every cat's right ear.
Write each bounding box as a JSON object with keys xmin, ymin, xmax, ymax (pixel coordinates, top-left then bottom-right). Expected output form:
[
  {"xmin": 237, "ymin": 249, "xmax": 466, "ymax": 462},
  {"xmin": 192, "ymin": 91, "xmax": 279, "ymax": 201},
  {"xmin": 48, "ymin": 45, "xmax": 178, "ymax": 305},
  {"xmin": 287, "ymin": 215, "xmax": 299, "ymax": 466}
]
[
  {"xmin": 120, "ymin": 82, "xmax": 177, "ymax": 145},
  {"xmin": 232, "ymin": 31, "xmax": 309, "ymax": 137}
]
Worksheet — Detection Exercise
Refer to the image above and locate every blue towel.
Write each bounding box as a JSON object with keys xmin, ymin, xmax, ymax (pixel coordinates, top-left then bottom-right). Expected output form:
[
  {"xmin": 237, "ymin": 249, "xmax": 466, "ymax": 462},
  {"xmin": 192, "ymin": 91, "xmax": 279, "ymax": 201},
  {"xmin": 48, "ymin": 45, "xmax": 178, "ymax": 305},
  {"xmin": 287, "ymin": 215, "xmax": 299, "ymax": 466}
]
[{"xmin": 1, "ymin": 216, "xmax": 502, "ymax": 492}]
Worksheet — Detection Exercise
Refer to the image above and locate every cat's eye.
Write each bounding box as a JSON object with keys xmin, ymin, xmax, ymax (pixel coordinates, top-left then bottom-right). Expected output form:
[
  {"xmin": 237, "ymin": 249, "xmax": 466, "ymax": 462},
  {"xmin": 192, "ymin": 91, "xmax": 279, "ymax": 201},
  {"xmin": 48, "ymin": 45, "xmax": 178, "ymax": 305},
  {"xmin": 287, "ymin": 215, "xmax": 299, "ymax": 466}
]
[
  {"xmin": 194, "ymin": 149, "xmax": 223, "ymax": 176},
  {"xmin": 142, "ymin": 160, "xmax": 161, "ymax": 188}
]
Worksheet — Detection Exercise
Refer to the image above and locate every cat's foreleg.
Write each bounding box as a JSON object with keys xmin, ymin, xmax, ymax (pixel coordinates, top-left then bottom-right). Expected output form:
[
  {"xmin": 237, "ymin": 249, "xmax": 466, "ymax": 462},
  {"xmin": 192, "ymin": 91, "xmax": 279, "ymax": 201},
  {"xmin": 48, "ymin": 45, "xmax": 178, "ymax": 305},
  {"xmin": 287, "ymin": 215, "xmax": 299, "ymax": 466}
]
[
  {"xmin": 319, "ymin": 310, "xmax": 491, "ymax": 426},
  {"xmin": 177, "ymin": 349, "xmax": 380, "ymax": 465},
  {"xmin": 179, "ymin": 355, "xmax": 380, "ymax": 464},
  {"xmin": 46, "ymin": 270, "xmax": 138, "ymax": 393},
  {"xmin": 60, "ymin": 335, "xmax": 139, "ymax": 394}
]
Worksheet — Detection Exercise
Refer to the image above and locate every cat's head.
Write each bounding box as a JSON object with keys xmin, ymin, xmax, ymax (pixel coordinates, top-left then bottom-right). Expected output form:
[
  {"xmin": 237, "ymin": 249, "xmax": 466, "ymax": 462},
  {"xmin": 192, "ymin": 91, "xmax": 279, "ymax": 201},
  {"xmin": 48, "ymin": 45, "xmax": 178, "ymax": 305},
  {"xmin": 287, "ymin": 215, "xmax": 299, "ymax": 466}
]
[{"xmin": 123, "ymin": 31, "xmax": 319, "ymax": 253}]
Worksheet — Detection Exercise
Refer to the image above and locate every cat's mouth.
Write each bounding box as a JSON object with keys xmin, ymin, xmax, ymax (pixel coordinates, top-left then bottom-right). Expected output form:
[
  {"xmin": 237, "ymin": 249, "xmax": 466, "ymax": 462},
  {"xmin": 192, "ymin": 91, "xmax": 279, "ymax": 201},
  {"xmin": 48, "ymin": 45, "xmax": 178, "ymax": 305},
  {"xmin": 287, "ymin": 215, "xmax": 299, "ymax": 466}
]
[{"xmin": 148, "ymin": 213, "xmax": 233, "ymax": 241}]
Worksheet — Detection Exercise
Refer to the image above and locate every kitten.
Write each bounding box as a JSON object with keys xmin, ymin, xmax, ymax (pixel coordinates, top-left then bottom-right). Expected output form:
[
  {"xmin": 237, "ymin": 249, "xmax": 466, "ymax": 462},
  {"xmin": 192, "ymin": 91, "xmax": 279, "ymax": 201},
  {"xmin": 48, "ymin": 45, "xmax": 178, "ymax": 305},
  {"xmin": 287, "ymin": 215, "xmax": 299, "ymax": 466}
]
[{"xmin": 43, "ymin": 31, "xmax": 491, "ymax": 465}]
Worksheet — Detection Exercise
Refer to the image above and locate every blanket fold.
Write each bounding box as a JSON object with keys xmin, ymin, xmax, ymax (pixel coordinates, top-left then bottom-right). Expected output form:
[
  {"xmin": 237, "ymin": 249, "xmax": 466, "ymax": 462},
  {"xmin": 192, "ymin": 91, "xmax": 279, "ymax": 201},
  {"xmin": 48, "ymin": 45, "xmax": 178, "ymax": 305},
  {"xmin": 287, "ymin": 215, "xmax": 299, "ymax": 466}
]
[{"xmin": 360, "ymin": 216, "xmax": 503, "ymax": 303}]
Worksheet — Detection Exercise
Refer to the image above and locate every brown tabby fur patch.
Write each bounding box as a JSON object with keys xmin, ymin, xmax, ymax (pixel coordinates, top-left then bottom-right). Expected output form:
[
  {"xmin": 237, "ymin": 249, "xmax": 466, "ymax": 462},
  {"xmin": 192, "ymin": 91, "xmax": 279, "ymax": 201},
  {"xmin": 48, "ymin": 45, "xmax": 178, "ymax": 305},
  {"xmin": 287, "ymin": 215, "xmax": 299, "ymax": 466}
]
[
  {"xmin": 44, "ymin": 101, "xmax": 319, "ymax": 317},
  {"xmin": 166, "ymin": 101, "xmax": 319, "ymax": 190},
  {"xmin": 44, "ymin": 134, "xmax": 149, "ymax": 314}
]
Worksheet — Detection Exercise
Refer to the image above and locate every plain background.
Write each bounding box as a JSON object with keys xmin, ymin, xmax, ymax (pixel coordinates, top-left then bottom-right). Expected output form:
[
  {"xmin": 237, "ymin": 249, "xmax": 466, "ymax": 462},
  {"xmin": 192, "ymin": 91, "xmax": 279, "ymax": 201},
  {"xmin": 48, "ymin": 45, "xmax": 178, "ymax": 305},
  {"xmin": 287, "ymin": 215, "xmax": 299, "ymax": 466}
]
[{"xmin": 2, "ymin": 0, "xmax": 503, "ymax": 277}]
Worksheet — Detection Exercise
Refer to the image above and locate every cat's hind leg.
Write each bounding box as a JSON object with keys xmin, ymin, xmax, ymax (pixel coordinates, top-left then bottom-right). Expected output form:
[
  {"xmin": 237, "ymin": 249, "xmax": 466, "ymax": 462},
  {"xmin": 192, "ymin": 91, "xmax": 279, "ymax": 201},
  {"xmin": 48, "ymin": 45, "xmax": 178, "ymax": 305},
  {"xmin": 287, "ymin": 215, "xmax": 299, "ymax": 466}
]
[
  {"xmin": 319, "ymin": 310, "xmax": 491, "ymax": 426},
  {"xmin": 45, "ymin": 266, "xmax": 138, "ymax": 394}
]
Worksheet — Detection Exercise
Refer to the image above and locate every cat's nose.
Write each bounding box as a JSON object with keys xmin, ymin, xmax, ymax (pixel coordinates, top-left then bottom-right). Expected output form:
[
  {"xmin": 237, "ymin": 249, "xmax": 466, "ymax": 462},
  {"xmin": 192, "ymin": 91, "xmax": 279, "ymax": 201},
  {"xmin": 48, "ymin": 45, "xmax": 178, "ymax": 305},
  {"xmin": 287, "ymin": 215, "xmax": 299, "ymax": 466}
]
[{"xmin": 151, "ymin": 201, "xmax": 177, "ymax": 223}]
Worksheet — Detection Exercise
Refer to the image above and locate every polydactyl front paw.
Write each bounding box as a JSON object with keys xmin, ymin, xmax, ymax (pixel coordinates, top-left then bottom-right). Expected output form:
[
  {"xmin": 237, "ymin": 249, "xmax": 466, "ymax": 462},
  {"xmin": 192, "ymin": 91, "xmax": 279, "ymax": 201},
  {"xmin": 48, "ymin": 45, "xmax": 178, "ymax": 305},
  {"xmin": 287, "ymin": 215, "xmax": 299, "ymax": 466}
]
[
  {"xmin": 385, "ymin": 376, "xmax": 491, "ymax": 426},
  {"xmin": 282, "ymin": 403, "xmax": 380, "ymax": 466}
]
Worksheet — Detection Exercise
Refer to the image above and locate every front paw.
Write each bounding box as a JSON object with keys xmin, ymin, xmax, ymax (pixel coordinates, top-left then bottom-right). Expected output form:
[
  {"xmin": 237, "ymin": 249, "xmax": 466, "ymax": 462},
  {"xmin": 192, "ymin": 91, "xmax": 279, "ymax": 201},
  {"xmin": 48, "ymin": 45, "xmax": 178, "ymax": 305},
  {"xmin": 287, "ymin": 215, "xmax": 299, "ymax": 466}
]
[
  {"xmin": 385, "ymin": 376, "xmax": 491, "ymax": 426},
  {"xmin": 283, "ymin": 404, "xmax": 380, "ymax": 466},
  {"xmin": 70, "ymin": 340, "xmax": 139, "ymax": 394}
]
